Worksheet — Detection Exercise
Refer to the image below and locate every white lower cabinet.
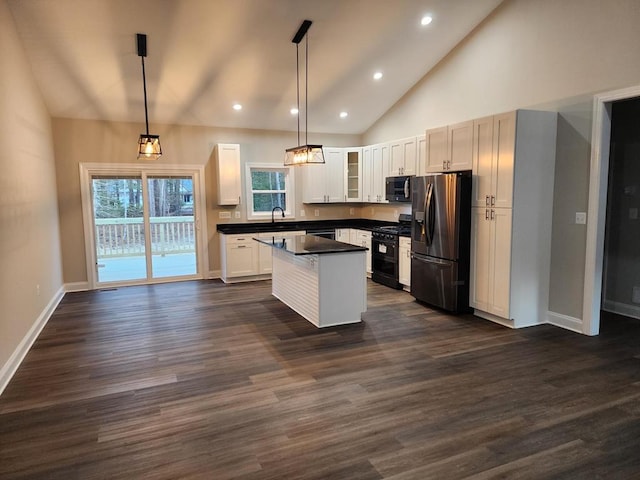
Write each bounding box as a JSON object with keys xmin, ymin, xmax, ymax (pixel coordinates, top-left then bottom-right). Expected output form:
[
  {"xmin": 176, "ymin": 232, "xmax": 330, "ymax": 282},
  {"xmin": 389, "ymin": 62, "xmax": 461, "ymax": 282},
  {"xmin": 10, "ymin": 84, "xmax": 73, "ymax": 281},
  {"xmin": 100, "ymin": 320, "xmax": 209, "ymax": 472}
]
[
  {"xmin": 350, "ymin": 229, "xmax": 372, "ymax": 274},
  {"xmin": 335, "ymin": 228, "xmax": 351, "ymax": 243},
  {"xmin": 470, "ymin": 207, "xmax": 512, "ymax": 318},
  {"xmin": 220, "ymin": 231, "xmax": 304, "ymax": 282},
  {"xmin": 220, "ymin": 234, "xmax": 259, "ymax": 281},
  {"xmin": 399, "ymin": 237, "xmax": 411, "ymax": 287}
]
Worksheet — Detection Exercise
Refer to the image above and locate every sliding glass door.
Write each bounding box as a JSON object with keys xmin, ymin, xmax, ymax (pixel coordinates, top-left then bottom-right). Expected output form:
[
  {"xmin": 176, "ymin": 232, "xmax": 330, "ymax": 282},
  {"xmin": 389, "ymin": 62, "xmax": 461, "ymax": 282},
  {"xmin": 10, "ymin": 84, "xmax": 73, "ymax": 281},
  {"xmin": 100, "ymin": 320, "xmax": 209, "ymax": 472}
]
[
  {"xmin": 89, "ymin": 172, "xmax": 201, "ymax": 286},
  {"xmin": 92, "ymin": 176, "xmax": 147, "ymax": 283},
  {"xmin": 147, "ymin": 176, "xmax": 197, "ymax": 279}
]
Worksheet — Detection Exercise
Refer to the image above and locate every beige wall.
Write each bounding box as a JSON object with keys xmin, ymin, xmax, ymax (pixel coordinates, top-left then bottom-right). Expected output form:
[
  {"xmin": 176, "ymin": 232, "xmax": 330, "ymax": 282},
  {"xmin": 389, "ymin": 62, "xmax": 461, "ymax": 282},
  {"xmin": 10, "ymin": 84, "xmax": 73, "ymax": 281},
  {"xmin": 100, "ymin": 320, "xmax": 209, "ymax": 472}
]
[
  {"xmin": 0, "ymin": 0, "xmax": 62, "ymax": 373},
  {"xmin": 363, "ymin": 0, "xmax": 640, "ymax": 320},
  {"xmin": 52, "ymin": 117, "xmax": 361, "ymax": 283}
]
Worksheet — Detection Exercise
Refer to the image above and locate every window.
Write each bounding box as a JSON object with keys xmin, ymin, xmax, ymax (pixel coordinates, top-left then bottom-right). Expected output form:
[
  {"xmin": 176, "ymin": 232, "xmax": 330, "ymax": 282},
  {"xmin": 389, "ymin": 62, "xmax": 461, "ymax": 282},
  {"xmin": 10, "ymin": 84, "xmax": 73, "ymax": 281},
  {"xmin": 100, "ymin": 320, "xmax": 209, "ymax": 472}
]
[{"xmin": 245, "ymin": 164, "xmax": 295, "ymax": 220}]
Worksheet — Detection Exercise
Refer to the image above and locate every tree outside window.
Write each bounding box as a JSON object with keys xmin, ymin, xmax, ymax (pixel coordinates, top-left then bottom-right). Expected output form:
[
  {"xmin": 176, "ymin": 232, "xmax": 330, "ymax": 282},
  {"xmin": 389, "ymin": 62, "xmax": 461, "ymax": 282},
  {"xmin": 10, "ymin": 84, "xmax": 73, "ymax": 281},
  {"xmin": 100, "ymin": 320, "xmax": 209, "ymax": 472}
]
[{"xmin": 245, "ymin": 165, "xmax": 294, "ymax": 219}]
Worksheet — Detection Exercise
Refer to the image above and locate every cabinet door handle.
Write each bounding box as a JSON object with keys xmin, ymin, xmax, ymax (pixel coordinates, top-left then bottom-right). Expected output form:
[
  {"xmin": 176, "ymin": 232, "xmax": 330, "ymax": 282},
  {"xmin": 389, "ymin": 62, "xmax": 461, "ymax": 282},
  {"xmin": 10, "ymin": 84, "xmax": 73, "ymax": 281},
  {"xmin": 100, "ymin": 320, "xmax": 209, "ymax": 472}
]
[
  {"xmin": 237, "ymin": 245, "xmax": 246, "ymax": 248},
  {"xmin": 490, "ymin": 209, "xmax": 495, "ymax": 220},
  {"xmin": 485, "ymin": 209, "xmax": 489, "ymax": 220},
  {"xmin": 447, "ymin": 161, "xmax": 451, "ymax": 169},
  {"xmin": 485, "ymin": 195, "xmax": 490, "ymax": 206},
  {"xmin": 491, "ymin": 195, "xmax": 495, "ymax": 206}
]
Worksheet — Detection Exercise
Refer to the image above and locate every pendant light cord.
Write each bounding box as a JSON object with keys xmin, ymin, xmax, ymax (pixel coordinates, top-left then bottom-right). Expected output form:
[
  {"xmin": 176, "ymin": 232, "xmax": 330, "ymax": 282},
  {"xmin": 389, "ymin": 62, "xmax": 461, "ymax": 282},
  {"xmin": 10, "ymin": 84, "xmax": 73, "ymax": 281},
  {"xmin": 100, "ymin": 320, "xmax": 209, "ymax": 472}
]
[
  {"xmin": 305, "ymin": 34, "xmax": 308, "ymax": 146},
  {"xmin": 296, "ymin": 43, "xmax": 300, "ymax": 147},
  {"xmin": 141, "ymin": 55, "xmax": 150, "ymax": 136}
]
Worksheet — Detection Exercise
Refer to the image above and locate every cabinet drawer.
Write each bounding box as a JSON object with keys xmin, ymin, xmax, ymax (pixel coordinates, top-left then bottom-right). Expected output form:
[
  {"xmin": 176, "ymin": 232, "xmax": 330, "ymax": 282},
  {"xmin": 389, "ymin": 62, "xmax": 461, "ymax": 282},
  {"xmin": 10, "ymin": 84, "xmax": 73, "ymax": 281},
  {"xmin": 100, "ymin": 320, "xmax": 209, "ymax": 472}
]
[{"xmin": 225, "ymin": 234, "xmax": 255, "ymax": 245}]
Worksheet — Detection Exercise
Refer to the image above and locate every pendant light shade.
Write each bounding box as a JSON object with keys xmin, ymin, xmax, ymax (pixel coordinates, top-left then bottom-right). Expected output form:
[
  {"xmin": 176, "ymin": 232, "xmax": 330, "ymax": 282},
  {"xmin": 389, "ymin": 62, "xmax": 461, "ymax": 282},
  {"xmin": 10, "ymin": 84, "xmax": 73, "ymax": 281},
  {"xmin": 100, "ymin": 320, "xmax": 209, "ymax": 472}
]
[
  {"xmin": 284, "ymin": 20, "xmax": 324, "ymax": 166},
  {"xmin": 136, "ymin": 33, "xmax": 162, "ymax": 160}
]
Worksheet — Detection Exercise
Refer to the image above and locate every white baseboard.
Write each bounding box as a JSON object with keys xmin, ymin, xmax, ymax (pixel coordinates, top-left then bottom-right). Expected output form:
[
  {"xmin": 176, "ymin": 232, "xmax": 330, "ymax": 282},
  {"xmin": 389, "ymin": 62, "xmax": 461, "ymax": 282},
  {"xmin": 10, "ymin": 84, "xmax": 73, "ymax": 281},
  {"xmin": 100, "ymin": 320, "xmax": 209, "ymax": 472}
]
[
  {"xmin": 65, "ymin": 281, "xmax": 89, "ymax": 292},
  {"xmin": 0, "ymin": 286, "xmax": 65, "ymax": 396},
  {"xmin": 473, "ymin": 309, "xmax": 515, "ymax": 329},
  {"xmin": 602, "ymin": 300, "xmax": 640, "ymax": 320},
  {"xmin": 208, "ymin": 270, "xmax": 221, "ymax": 279},
  {"xmin": 547, "ymin": 311, "xmax": 584, "ymax": 334}
]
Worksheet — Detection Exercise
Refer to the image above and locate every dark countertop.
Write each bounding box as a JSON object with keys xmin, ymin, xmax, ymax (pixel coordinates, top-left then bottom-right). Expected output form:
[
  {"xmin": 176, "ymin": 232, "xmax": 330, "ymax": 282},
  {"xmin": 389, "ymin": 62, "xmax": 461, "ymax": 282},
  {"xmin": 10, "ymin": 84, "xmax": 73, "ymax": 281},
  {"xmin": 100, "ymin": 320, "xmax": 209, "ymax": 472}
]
[
  {"xmin": 216, "ymin": 218, "xmax": 395, "ymax": 235},
  {"xmin": 254, "ymin": 234, "xmax": 368, "ymax": 255}
]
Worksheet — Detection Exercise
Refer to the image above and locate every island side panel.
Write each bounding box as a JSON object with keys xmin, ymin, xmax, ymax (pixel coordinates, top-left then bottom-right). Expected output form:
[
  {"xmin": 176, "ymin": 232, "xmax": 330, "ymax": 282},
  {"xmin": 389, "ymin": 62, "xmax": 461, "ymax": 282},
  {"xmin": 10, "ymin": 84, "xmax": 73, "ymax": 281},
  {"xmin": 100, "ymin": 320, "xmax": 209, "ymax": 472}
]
[
  {"xmin": 317, "ymin": 252, "xmax": 367, "ymax": 327},
  {"xmin": 271, "ymin": 249, "xmax": 321, "ymax": 326}
]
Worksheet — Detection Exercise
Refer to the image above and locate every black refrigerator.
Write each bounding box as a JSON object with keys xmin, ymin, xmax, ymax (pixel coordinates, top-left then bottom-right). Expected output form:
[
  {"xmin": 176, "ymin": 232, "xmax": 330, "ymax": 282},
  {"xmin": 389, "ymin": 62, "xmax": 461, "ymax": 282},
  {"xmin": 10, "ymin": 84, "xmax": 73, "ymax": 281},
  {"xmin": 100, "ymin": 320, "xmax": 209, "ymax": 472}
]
[{"xmin": 410, "ymin": 171, "xmax": 472, "ymax": 313}]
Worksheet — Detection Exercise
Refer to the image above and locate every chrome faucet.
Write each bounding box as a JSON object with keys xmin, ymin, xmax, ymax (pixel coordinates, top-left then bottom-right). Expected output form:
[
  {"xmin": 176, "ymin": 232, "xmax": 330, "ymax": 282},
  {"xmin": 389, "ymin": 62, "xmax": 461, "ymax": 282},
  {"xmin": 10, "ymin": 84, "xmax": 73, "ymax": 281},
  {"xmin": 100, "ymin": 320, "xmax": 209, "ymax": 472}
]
[{"xmin": 271, "ymin": 206, "xmax": 285, "ymax": 223}]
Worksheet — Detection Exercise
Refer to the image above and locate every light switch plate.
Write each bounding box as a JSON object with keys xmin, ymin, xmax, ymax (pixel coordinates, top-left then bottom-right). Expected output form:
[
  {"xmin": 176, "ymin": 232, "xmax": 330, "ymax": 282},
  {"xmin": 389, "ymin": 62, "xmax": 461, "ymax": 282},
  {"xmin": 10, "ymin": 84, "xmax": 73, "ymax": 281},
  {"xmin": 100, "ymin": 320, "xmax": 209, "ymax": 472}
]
[
  {"xmin": 300, "ymin": 210, "xmax": 305, "ymax": 217},
  {"xmin": 219, "ymin": 211, "xmax": 231, "ymax": 219},
  {"xmin": 234, "ymin": 211, "xmax": 241, "ymax": 218},
  {"xmin": 314, "ymin": 209, "xmax": 320, "ymax": 217},
  {"xmin": 575, "ymin": 212, "xmax": 587, "ymax": 224}
]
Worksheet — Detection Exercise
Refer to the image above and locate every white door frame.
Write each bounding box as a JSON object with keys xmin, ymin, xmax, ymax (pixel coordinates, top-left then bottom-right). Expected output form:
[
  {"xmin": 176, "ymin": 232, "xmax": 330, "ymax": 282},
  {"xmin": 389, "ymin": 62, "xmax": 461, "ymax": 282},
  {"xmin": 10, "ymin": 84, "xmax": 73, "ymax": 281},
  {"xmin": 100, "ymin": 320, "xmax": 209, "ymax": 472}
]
[
  {"xmin": 583, "ymin": 85, "xmax": 640, "ymax": 335},
  {"xmin": 79, "ymin": 163, "xmax": 209, "ymax": 289}
]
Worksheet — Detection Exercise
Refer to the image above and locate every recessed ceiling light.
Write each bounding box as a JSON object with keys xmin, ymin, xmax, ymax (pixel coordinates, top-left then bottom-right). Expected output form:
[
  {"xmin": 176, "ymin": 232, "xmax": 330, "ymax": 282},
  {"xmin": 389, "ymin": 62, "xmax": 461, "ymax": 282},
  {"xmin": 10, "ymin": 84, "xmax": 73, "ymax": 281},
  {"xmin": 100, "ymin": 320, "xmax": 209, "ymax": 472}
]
[
  {"xmin": 373, "ymin": 71, "xmax": 383, "ymax": 80},
  {"xmin": 290, "ymin": 108, "xmax": 299, "ymax": 115},
  {"xmin": 339, "ymin": 111, "xmax": 348, "ymax": 119},
  {"xmin": 233, "ymin": 103, "xmax": 242, "ymax": 111},
  {"xmin": 421, "ymin": 15, "xmax": 433, "ymax": 26}
]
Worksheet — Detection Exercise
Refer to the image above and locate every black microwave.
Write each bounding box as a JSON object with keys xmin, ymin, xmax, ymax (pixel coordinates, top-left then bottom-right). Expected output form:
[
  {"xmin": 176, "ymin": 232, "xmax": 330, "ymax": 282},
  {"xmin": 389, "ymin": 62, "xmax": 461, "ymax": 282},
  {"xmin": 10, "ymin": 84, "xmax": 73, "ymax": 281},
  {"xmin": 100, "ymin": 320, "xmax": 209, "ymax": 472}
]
[{"xmin": 385, "ymin": 175, "xmax": 412, "ymax": 202}]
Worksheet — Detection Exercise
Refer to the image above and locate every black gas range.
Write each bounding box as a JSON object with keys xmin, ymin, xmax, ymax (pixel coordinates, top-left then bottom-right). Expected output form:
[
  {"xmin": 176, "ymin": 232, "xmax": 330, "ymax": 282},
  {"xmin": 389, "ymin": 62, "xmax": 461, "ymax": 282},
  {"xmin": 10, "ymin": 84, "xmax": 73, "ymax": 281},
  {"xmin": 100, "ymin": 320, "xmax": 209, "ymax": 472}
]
[{"xmin": 371, "ymin": 214, "xmax": 411, "ymax": 289}]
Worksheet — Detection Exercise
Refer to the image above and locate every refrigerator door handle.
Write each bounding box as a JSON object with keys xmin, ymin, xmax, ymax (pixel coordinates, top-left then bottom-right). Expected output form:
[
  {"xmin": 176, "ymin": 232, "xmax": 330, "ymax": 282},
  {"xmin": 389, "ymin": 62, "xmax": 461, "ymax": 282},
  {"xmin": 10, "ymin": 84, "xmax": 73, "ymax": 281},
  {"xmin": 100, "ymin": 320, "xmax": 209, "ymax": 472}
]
[{"xmin": 425, "ymin": 183, "xmax": 435, "ymax": 246}]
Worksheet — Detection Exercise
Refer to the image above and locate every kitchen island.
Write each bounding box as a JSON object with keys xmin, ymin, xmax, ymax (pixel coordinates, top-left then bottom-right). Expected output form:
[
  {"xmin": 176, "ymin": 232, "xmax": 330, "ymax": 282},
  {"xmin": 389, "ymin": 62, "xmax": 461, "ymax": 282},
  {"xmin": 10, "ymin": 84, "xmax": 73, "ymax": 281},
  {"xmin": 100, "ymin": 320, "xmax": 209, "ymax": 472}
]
[{"xmin": 254, "ymin": 235, "xmax": 368, "ymax": 328}]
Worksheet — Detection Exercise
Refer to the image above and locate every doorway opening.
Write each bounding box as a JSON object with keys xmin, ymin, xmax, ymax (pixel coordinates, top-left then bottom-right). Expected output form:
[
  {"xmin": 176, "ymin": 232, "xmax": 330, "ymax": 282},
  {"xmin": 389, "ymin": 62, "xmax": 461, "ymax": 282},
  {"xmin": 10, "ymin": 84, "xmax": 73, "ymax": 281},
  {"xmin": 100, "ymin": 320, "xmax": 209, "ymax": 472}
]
[
  {"xmin": 601, "ymin": 98, "xmax": 640, "ymax": 321},
  {"xmin": 584, "ymin": 85, "xmax": 640, "ymax": 335}
]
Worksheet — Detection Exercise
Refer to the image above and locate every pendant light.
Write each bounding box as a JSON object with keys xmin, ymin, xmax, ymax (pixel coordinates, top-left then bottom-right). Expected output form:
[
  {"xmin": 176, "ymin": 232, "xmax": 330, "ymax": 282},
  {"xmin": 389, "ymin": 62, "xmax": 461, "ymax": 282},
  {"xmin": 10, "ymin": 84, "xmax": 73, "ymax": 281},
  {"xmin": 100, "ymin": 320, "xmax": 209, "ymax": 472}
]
[
  {"xmin": 284, "ymin": 20, "xmax": 324, "ymax": 166},
  {"xmin": 136, "ymin": 33, "xmax": 162, "ymax": 160}
]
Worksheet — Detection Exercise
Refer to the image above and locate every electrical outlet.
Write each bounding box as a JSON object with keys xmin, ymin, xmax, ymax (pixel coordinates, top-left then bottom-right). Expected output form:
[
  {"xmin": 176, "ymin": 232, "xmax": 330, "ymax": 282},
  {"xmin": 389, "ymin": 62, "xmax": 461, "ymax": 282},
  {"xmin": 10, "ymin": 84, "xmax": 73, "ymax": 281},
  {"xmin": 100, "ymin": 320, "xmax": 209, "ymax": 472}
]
[
  {"xmin": 349, "ymin": 208, "xmax": 354, "ymax": 215},
  {"xmin": 370, "ymin": 207, "xmax": 375, "ymax": 215},
  {"xmin": 36, "ymin": 284, "xmax": 40, "ymax": 296},
  {"xmin": 314, "ymin": 209, "xmax": 320, "ymax": 217},
  {"xmin": 393, "ymin": 209, "xmax": 398, "ymax": 218},
  {"xmin": 575, "ymin": 212, "xmax": 587, "ymax": 224},
  {"xmin": 300, "ymin": 210, "xmax": 305, "ymax": 217},
  {"xmin": 234, "ymin": 211, "xmax": 241, "ymax": 219}
]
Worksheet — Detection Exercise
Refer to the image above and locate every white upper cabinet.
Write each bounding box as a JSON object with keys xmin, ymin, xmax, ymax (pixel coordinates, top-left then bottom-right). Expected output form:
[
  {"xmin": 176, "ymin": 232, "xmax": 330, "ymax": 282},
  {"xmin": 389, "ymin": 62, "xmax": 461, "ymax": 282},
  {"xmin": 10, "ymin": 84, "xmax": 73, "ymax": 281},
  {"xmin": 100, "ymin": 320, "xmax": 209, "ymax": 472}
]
[
  {"xmin": 325, "ymin": 148, "xmax": 345, "ymax": 202},
  {"xmin": 416, "ymin": 134, "xmax": 427, "ymax": 176},
  {"xmin": 361, "ymin": 146, "xmax": 373, "ymax": 202},
  {"xmin": 471, "ymin": 112, "xmax": 515, "ymax": 208},
  {"xmin": 371, "ymin": 143, "xmax": 389, "ymax": 203},
  {"xmin": 424, "ymin": 126, "xmax": 448, "ymax": 174},
  {"xmin": 215, "ymin": 143, "xmax": 241, "ymax": 205},
  {"xmin": 302, "ymin": 147, "xmax": 345, "ymax": 203},
  {"xmin": 301, "ymin": 163, "xmax": 326, "ymax": 203},
  {"xmin": 344, "ymin": 148, "xmax": 362, "ymax": 202},
  {"xmin": 362, "ymin": 143, "xmax": 389, "ymax": 203},
  {"xmin": 389, "ymin": 137, "xmax": 417, "ymax": 176},
  {"xmin": 424, "ymin": 121, "xmax": 473, "ymax": 173}
]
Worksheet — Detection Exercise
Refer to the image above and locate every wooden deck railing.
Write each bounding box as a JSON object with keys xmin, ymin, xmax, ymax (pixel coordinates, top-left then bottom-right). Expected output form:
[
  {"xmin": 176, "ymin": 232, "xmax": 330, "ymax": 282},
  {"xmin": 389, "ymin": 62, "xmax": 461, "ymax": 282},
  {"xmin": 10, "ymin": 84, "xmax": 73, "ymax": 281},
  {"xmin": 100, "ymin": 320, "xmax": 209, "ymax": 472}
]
[{"xmin": 95, "ymin": 217, "xmax": 195, "ymax": 257}]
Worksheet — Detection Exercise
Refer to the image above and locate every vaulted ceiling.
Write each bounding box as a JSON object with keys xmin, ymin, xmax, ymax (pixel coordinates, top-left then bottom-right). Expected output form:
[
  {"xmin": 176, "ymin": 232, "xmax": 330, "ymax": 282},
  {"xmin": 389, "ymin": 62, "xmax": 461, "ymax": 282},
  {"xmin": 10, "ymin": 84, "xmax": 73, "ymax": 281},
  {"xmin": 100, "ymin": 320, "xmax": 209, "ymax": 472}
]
[{"xmin": 7, "ymin": 0, "xmax": 504, "ymax": 134}]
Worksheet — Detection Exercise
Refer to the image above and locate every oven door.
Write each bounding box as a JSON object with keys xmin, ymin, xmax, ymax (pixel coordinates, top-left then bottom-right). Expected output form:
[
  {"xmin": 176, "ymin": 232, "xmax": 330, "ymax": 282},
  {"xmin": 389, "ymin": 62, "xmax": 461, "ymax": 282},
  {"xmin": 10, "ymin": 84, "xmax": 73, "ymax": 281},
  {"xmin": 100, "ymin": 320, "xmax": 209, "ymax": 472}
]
[{"xmin": 371, "ymin": 236, "xmax": 399, "ymax": 285}]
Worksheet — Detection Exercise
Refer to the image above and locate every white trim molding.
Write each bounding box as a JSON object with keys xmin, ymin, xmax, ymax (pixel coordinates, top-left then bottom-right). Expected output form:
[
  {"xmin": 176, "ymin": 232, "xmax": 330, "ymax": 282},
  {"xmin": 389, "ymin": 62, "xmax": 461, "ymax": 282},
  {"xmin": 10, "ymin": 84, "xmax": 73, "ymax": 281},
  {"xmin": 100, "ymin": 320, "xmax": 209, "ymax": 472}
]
[
  {"xmin": 0, "ymin": 286, "xmax": 65, "ymax": 395},
  {"xmin": 583, "ymin": 85, "xmax": 640, "ymax": 336},
  {"xmin": 65, "ymin": 282, "xmax": 90, "ymax": 292},
  {"xmin": 602, "ymin": 300, "xmax": 640, "ymax": 321},
  {"xmin": 78, "ymin": 163, "xmax": 209, "ymax": 289},
  {"xmin": 547, "ymin": 311, "xmax": 583, "ymax": 334}
]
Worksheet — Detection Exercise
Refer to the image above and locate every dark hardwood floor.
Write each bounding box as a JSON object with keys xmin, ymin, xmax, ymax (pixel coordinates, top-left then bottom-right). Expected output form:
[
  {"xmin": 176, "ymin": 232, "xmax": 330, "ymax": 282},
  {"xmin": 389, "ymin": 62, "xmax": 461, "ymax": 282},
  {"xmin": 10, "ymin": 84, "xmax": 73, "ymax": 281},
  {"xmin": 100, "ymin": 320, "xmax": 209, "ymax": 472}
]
[{"xmin": 2, "ymin": 280, "xmax": 640, "ymax": 479}]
